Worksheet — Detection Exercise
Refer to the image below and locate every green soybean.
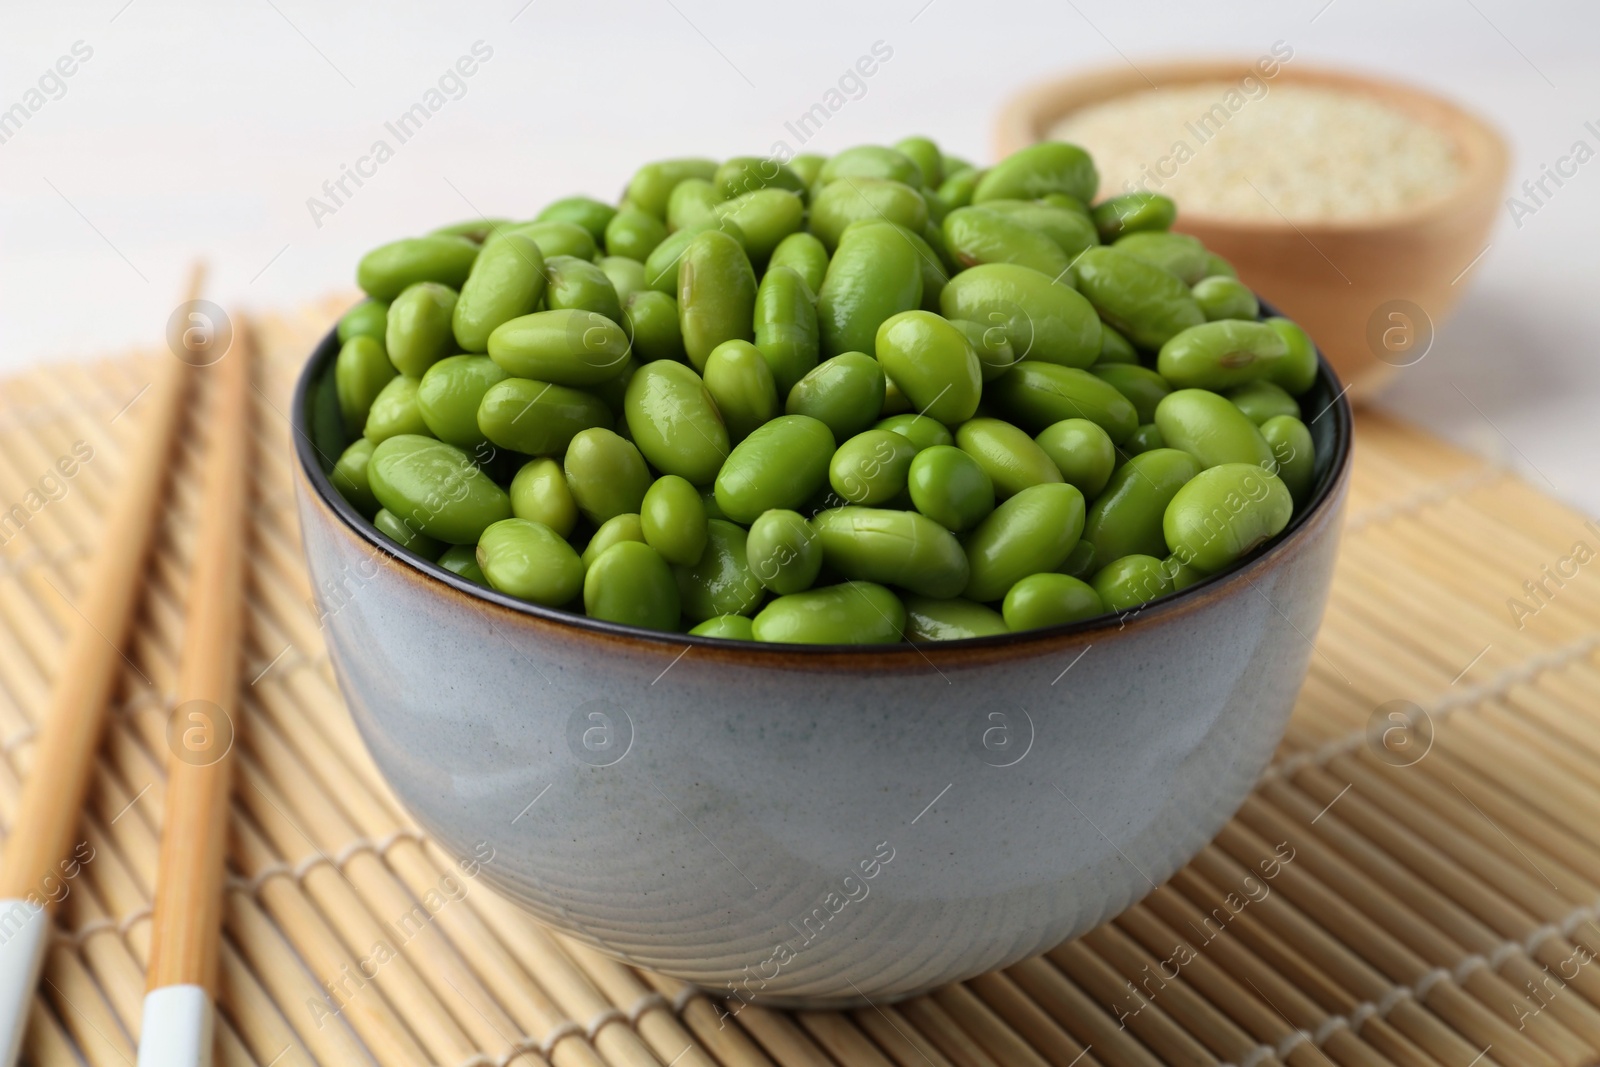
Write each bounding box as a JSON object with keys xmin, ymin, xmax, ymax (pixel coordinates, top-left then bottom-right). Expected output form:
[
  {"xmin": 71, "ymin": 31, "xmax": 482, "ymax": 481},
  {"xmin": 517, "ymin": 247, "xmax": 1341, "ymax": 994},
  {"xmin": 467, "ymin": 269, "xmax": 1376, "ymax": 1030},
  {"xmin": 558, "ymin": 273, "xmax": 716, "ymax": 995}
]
[
  {"xmin": 581, "ymin": 513, "xmax": 646, "ymax": 569},
  {"xmin": 623, "ymin": 290, "xmax": 686, "ymax": 363},
  {"xmin": 746, "ymin": 509, "xmax": 822, "ymax": 595},
  {"xmin": 948, "ymin": 318, "xmax": 1019, "ymax": 382},
  {"xmin": 842, "ymin": 220, "xmax": 948, "ymax": 312},
  {"xmin": 358, "ymin": 235, "xmax": 478, "ymax": 300},
  {"xmin": 509, "ymin": 458, "xmax": 578, "ymax": 537},
  {"xmin": 690, "ymin": 615, "xmax": 756, "ymax": 639},
  {"xmin": 604, "ymin": 208, "xmax": 669, "ymax": 262},
  {"xmin": 452, "ymin": 233, "xmax": 547, "ymax": 352},
  {"xmin": 829, "ymin": 429, "xmax": 919, "ymax": 506},
  {"xmin": 714, "ymin": 156, "xmax": 807, "ymax": 198},
  {"xmin": 338, "ymin": 299, "xmax": 389, "ymax": 344},
  {"xmin": 785, "ymin": 353, "xmax": 885, "ymax": 442},
  {"xmin": 1058, "ymin": 539, "xmax": 1097, "ymax": 580},
  {"xmin": 626, "ymin": 158, "xmax": 719, "ymax": 219},
  {"xmin": 417, "ymin": 355, "xmax": 508, "ymax": 448},
  {"xmin": 642, "ymin": 217, "xmax": 746, "ymax": 294},
  {"xmin": 817, "ymin": 224, "xmax": 922, "ymax": 358},
  {"xmin": 963, "ymin": 482, "xmax": 1087, "ymax": 602},
  {"xmin": 715, "ymin": 189, "xmax": 805, "ymax": 264},
  {"xmin": 903, "ymin": 596, "xmax": 1009, "ymax": 641},
  {"xmin": 937, "ymin": 167, "xmax": 981, "ymax": 209},
  {"xmin": 544, "ymin": 255, "xmax": 623, "ymax": 323},
  {"xmin": 1124, "ymin": 423, "xmax": 1165, "ymax": 455},
  {"xmin": 679, "ymin": 229, "xmax": 757, "ymax": 372},
  {"xmin": 584, "ymin": 541, "xmax": 680, "ymax": 630},
  {"xmin": 907, "ymin": 444, "xmax": 995, "ymax": 532},
  {"xmin": 1157, "ymin": 320, "xmax": 1289, "ymax": 391},
  {"xmin": 1164, "ymin": 463, "xmax": 1294, "ymax": 574},
  {"xmin": 1092, "ymin": 555, "xmax": 1174, "ymax": 611},
  {"xmin": 876, "ymin": 413, "xmax": 954, "ymax": 451},
  {"xmin": 498, "ymin": 219, "xmax": 596, "ymax": 262},
  {"xmin": 1098, "ymin": 324, "xmax": 1139, "ymax": 365},
  {"xmin": 1260, "ymin": 415, "xmax": 1315, "ymax": 505},
  {"xmin": 714, "ymin": 414, "xmax": 835, "ymax": 523},
  {"xmin": 487, "ymin": 309, "xmax": 632, "ymax": 385},
  {"xmin": 751, "ymin": 581, "xmax": 905, "ymax": 644},
  {"xmin": 1074, "ymin": 246, "xmax": 1204, "ymax": 349},
  {"xmin": 1154, "ymin": 389, "xmax": 1276, "ymax": 469},
  {"xmin": 331, "ymin": 439, "xmax": 379, "ymax": 517},
  {"xmin": 1264, "ymin": 317, "xmax": 1319, "ymax": 395},
  {"xmin": 753, "ymin": 266, "xmax": 820, "ymax": 395},
  {"xmin": 808, "ymin": 178, "xmax": 928, "ymax": 252},
  {"xmin": 675, "ymin": 519, "xmax": 763, "ymax": 621},
  {"xmin": 1002, "ymin": 573, "xmax": 1103, "ymax": 630},
  {"xmin": 1227, "ymin": 380, "xmax": 1300, "ymax": 425},
  {"xmin": 1089, "ymin": 363, "xmax": 1171, "ymax": 424},
  {"xmin": 477, "ymin": 377, "xmax": 613, "ymax": 455},
  {"xmin": 893, "ymin": 137, "xmax": 944, "ymax": 188},
  {"xmin": 874, "ymin": 310, "xmax": 982, "ymax": 426},
  {"xmin": 1203, "ymin": 253, "xmax": 1238, "ymax": 279},
  {"xmin": 623, "ymin": 361, "xmax": 730, "ymax": 484},
  {"xmin": 1081, "ymin": 448, "xmax": 1203, "ymax": 562},
  {"xmin": 368, "ymin": 434, "xmax": 510, "ymax": 543},
  {"xmin": 374, "ymin": 508, "xmax": 442, "ymax": 559},
  {"xmin": 431, "ymin": 218, "xmax": 511, "ymax": 243},
  {"xmin": 478, "ymin": 518, "xmax": 584, "ymax": 605},
  {"xmin": 363, "ymin": 375, "xmax": 428, "ymax": 443},
  {"xmin": 386, "ymin": 282, "xmax": 458, "ymax": 378},
  {"xmin": 1035, "ymin": 418, "xmax": 1116, "ymax": 499},
  {"xmin": 1191, "ymin": 275, "xmax": 1260, "ymax": 321},
  {"xmin": 766, "ymin": 232, "xmax": 828, "ymax": 296},
  {"xmin": 818, "ymin": 145, "xmax": 924, "ymax": 189},
  {"xmin": 436, "ymin": 543, "xmax": 487, "ymax": 585},
  {"xmin": 564, "ymin": 427, "xmax": 650, "ymax": 524},
  {"xmin": 598, "ymin": 256, "xmax": 647, "ymax": 304},
  {"xmin": 973, "ymin": 142, "xmax": 1098, "ymax": 205},
  {"xmin": 703, "ymin": 339, "xmax": 779, "ymax": 441},
  {"xmin": 971, "ymin": 199, "xmax": 1100, "ymax": 259},
  {"xmin": 955, "ymin": 417, "xmax": 1062, "ymax": 500},
  {"xmin": 939, "ymin": 263, "xmax": 1101, "ymax": 369},
  {"xmin": 667, "ymin": 178, "xmax": 721, "ymax": 231},
  {"xmin": 813, "ymin": 506, "xmax": 969, "ymax": 599},
  {"xmin": 1113, "ymin": 231, "xmax": 1209, "ymax": 285},
  {"xmin": 535, "ymin": 196, "xmax": 617, "ymax": 242},
  {"xmin": 985, "ymin": 362, "xmax": 1139, "ymax": 444},
  {"xmin": 335, "ymin": 335, "xmax": 397, "ymax": 435},
  {"xmin": 941, "ymin": 206, "xmax": 1071, "ymax": 278},
  {"xmin": 1091, "ymin": 192, "xmax": 1176, "ymax": 241}
]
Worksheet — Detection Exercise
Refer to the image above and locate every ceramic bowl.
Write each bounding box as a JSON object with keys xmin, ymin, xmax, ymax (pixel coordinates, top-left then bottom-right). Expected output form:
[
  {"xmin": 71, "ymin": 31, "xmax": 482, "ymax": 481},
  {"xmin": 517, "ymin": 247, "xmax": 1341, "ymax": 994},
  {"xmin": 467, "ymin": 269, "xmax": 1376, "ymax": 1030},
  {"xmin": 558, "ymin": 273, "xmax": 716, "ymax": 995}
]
[
  {"xmin": 292, "ymin": 319, "xmax": 1352, "ymax": 1007},
  {"xmin": 995, "ymin": 60, "xmax": 1509, "ymax": 399}
]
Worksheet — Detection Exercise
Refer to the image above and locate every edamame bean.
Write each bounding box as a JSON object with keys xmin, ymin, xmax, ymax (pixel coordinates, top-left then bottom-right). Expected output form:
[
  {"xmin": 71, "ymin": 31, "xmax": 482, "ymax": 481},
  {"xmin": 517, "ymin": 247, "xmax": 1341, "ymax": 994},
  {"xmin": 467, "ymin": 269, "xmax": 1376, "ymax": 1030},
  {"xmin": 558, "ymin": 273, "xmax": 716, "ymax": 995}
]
[
  {"xmin": 642, "ymin": 217, "xmax": 746, "ymax": 293},
  {"xmin": 1089, "ymin": 363, "xmax": 1171, "ymax": 424},
  {"xmin": 667, "ymin": 178, "xmax": 721, "ymax": 231},
  {"xmin": 955, "ymin": 417, "xmax": 1062, "ymax": 499},
  {"xmin": 1164, "ymin": 463, "xmax": 1293, "ymax": 574},
  {"xmin": 785, "ymin": 353, "xmax": 885, "ymax": 442},
  {"xmin": 971, "ymin": 199, "xmax": 1100, "ymax": 259},
  {"xmin": 1002, "ymin": 573, "xmax": 1103, "ymax": 630},
  {"xmin": 1058, "ymin": 539, "xmax": 1097, "ymax": 580},
  {"xmin": 535, "ymin": 196, "xmax": 617, "ymax": 242},
  {"xmin": 1191, "ymin": 275, "xmax": 1259, "ymax": 321},
  {"xmin": 893, "ymin": 137, "xmax": 943, "ymax": 188},
  {"xmin": 715, "ymin": 189, "xmax": 805, "ymax": 264},
  {"xmin": 545, "ymin": 255, "xmax": 623, "ymax": 323},
  {"xmin": 1113, "ymin": 231, "xmax": 1209, "ymax": 285},
  {"xmin": 624, "ymin": 360, "xmax": 730, "ymax": 484},
  {"xmin": 973, "ymin": 141, "xmax": 1098, "ymax": 204},
  {"xmin": 369, "ymin": 434, "xmax": 511, "ymax": 543},
  {"xmin": 813, "ymin": 507, "xmax": 969, "ymax": 598},
  {"xmin": 939, "ymin": 263, "xmax": 1101, "ymax": 369},
  {"xmin": 1157, "ymin": 320, "xmax": 1289, "ymax": 391},
  {"xmin": 1227, "ymin": 380, "xmax": 1299, "ymax": 425},
  {"xmin": 690, "ymin": 615, "xmax": 756, "ymax": 639},
  {"xmin": 336, "ymin": 335, "xmax": 396, "ymax": 434},
  {"xmin": 1035, "ymin": 418, "xmax": 1116, "ymax": 499},
  {"xmin": 417, "ymin": 355, "xmax": 508, "ymax": 448},
  {"xmin": 679, "ymin": 229, "xmax": 757, "ymax": 371},
  {"xmin": 1074, "ymin": 246, "xmax": 1204, "ymax": 349},
  {"xmin": 818, "ymin": 145, "xmax": 924, "ymax": 189},
  {"xmin": 874, "ymin": 310, "xmax": 981, "ymax": 426},
  {"xmin": 962, "ymin": 482, "xmax": 1086, "ymax": 602},
  {"xmin": 937, "ymin": 167, "xmax": 980, "ymax": 209},
  {"xmin": 581, "ymin": 513, "xmax": 645, "ymax": 568},
  {"xmin": 942, "ymin": 207, "xmax": 1071, "ymax": 278},
  {"xmin": 1167, "ymin": 556, "xmax": 1203, "ymax": 590},
  {"xmin": 753, "ymin": 266, "xmax": 820, "ymax": 395},
  {"xmin": 338, "ymin": 299, "xmax": 388, "ymax": 343},
  {"xmin": 751, "ymin": 581, "xmax": 905, "ymax": 644},
  {"xmin": 985, "ymin": 362, "xmax": 1139, "ymax": 444},
  {"xmin": 1124, "ymin": 423, "xmax": 1165, "ymax": 455},
  {"xmin": 497, "ymin": 219, "xmax": 596, "ymax": 262},
  {"xmin": 363, "ymin": 375, "xmax": 428, "ymax": 443},
  {"xmin": 431, "ymin": 218, "xmax": 512, "ymax": 243},
  {"xmin": 817, "ymin": 224, "xmax": 923, "ymax": 357},
  {"xmin": 1264, "ymin": 317, "xmax": 1318, "ymax": 395},
  {"xmin": 675, "ymin": 519, "xmax": 763, "ymax": 621},
  {"xmin": 714, "ymin": 156, "xmax": 807, "ymax": 198},
  {"xmin": 478, "ymin": 517, "xmax": 584, "ymax": 605},
  {"xmin": 564, "ymin": 427, "xmax": 650, "ymax": 524},
  {"xmin": 585, "ymin": 541, "xmax": 680, "ymax": 629},
  {"xmin": 452, "ymin": 233, "xmax": 546, "ymax": 352},
  {"xmin": 703, "ymin": 339, "xmax": 779, "ymax": 441},
  {"xmin": 487, "ymin": 309, "xmax": 632, "ymax": 385},
  {"xmin": 331, "ymin": 439, "xmax": 379, "ymax": 517},
  {"xmin": 605, "ymin": 208, "xmax": 669, "ymax": 262},
  {"xmin": 1098, "ymin": 324, "xmax": 1139, "ymax": 365},
  {"xmin": 1153, "ymin": 389, "xmax": 1276, "ymax": 469},
  {"xmin": 766, "ymin": 232, "xmax": 829, "ymax": 296},
  {"xmin": 842, "ymin": 220, "xmax": 948, "ymax": 312},
  {"xmin": 626, "ymin": 158, "xmax": 720, "ymax": 219},
  {"xmin": 903, "ymin": 596, "xmax": 1008, "ymax": 641},
  {"xmin": 829, "ymin": 429, "xmax": 919, "ymax": 506},
  {"xmin": 374, "ymin": 508, "xmax": 442, "ymax": 559},
  {"xmin": 1091, "ymin": 192, "xmax": 1176, "ymax": 241},
  {"xmin": 1081, "ymin": 448, "xmax": 1202, "ymax": 562},
  {"xmin": 1259, "ymin": 415, "xmax": 1315, "ymax": 505},
  {"xmin": 808, "ymin": 178, "xmax": 928, "ymax": 251},
  {"xmin": 358, "ymin": 235, "xmax": 478, "ymax": 299},
  {"xmin": 907, "ymin": 444, "xmax": 995, "ymax": 532},
  {"xmin": 1092, "ymin": 555, "xmax": 1173, "ymax": 611},
  {"xmin": 746, "ymin": 509, "xmax": 822, "ymax": 594},
  {"xmin": 714, "ymin": 414, "xmax": 835, "ymax": 523},
  {"xmin": 949, "ymin": 318, "xmax": 1018, "ymax": 382},
  {"xmin": 477, "ymin": 377, "xmax": 613, "ymax": 455},
  {"xmin": 510, "ymin": 458, "xmax": 578, "ymax": 537},
  {"xmin": 436, "ymin": 543, "xmax": 487, "ymax": 584},
  {"xmin": 623, "ymin": 290, "xmax": 686, "ymax": 363},
  {"xmin": 386, "ymin": 282, "xmax": 458, "ymax": 378},
  {"xmin": 598, "ymin": 256, "xmax": 647, "ymax": 303},
  {"xmin": 876, "ymin": 413, "xmax": 953, "ymax": 450}
]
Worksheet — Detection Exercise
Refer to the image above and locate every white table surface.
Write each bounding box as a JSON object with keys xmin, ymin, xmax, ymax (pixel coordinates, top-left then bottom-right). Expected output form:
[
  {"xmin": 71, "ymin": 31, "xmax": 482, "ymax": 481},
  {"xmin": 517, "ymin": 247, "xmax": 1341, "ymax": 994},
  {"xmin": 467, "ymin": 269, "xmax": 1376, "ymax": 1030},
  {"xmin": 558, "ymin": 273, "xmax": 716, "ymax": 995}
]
[{"xmin": 3, "ymin": 0, "xmax": 1596, "ymax": 511}]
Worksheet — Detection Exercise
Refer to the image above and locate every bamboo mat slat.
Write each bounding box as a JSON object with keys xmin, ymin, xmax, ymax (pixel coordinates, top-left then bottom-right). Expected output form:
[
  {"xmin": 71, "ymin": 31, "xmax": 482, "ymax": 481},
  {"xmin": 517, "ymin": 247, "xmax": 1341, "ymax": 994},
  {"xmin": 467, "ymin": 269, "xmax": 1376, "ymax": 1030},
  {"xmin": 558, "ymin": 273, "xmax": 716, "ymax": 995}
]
[{"xmin": 2, "ymin": 297, "xmax": 1599, "ymax": 1067}]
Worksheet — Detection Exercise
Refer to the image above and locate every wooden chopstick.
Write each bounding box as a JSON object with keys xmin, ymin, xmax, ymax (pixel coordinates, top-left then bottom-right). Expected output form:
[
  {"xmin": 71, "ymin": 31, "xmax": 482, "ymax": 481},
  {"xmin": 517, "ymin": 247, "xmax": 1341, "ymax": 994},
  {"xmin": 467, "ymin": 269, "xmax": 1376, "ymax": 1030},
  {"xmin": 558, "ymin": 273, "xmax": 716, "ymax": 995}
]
[
  {"xmin": 137, "ymin": 313, "xmax": 254, "ymax": 1067},
  {"xmin": 0, "ymin": 265, "xmax": 204, "ymax": 1066}
]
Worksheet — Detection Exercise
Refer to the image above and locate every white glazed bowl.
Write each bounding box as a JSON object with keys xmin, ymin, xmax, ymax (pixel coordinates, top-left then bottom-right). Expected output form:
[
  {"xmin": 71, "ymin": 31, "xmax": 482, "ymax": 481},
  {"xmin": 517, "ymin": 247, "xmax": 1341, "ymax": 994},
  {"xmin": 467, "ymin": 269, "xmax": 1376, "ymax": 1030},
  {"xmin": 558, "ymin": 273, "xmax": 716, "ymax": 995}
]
[{"xmin": 292, "ymin": 321, "xmax": 1351, "ymax": 1008}]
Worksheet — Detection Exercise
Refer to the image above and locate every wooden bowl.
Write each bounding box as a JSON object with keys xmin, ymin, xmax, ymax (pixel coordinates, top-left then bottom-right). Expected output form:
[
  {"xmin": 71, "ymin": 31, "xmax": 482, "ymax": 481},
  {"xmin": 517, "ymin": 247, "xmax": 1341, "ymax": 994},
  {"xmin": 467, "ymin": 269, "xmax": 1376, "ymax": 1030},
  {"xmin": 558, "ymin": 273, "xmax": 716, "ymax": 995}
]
[{"xmin": 995, "ymin": 60, "xmax": 1509, "ymax": 398}]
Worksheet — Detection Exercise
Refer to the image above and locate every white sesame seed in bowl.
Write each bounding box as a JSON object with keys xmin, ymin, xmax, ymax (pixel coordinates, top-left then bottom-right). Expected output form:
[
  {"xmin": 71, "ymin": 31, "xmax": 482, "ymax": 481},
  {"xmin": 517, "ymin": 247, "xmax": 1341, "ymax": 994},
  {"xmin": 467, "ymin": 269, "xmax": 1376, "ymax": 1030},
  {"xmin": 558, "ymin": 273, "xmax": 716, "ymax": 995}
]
[{"xmin": 996, "ymin": 61, "xmax": 1508, "ymax": 396}]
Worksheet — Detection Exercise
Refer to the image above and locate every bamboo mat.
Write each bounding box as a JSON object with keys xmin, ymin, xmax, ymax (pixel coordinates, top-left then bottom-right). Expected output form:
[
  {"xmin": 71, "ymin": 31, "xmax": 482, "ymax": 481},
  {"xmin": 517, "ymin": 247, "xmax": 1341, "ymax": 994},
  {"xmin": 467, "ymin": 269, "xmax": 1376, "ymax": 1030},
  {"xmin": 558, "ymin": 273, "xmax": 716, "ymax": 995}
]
[{"xmin": 3, "ymin": 296, "xmax": 1600, "ymax": 1067}]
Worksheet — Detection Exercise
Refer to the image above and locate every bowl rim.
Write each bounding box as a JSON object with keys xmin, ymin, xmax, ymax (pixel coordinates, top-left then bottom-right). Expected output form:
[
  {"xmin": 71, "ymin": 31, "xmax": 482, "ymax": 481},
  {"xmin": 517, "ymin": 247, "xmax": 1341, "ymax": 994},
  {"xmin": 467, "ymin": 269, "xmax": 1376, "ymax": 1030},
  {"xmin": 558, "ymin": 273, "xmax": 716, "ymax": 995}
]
[
  {"xmin": 293, "ymin": 302, "xmax": 1353, "ymax": 663},
  {"xmin": 993, "ymin": 57, "xmax": 1511, "ymax": 237}
]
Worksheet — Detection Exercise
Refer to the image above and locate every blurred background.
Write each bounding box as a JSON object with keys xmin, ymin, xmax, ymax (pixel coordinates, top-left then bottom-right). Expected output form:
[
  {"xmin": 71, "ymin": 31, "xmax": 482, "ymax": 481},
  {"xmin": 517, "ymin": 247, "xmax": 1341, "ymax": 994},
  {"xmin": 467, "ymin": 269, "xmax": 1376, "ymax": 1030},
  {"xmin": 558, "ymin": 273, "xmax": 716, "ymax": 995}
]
[{"xmin": 2, "ymin": 0, "xmax": 1596, "ymax": 507}]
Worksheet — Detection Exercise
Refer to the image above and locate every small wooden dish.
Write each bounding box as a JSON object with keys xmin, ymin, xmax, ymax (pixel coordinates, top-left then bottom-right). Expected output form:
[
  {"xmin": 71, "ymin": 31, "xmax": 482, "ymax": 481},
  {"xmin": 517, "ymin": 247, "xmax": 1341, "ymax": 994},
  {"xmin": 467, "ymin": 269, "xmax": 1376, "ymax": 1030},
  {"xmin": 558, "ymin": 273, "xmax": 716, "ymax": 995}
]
[{"xmin": 995, "ymin": 60, "xmax": 1509, "ymax": 397}]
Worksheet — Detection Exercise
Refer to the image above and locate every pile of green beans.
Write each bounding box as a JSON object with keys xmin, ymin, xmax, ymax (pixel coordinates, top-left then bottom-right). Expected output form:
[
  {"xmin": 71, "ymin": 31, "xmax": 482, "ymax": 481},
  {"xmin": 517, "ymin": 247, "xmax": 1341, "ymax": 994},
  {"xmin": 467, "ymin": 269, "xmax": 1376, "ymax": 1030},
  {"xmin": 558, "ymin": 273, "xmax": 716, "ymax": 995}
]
[{"xmin": 329, "ymin": 138, "xmax": 1320, "ymax": 644}]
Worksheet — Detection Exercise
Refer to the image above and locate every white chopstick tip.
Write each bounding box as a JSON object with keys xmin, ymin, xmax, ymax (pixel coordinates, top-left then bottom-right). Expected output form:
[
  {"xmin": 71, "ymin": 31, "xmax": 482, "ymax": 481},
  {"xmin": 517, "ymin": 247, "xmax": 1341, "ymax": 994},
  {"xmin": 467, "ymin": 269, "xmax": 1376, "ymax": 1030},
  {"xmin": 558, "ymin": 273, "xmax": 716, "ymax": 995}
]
[
  {"xmin": 138, "ymin": 984, "xmax": 214, "ymax": 1067},
  {"xmin": 0, "ymin": 899, "xmax": 50, "ymax": 1067}
]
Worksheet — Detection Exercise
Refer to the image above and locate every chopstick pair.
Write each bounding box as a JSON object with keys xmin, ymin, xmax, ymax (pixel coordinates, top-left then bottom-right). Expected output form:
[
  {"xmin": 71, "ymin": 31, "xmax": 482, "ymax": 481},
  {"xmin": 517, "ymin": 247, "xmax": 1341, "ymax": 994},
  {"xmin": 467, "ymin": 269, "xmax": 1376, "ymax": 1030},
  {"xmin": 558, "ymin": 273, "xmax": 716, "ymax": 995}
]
[{"xmin": 0, "ymin": 265, "xmax": 253, "ymax": 1067}]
